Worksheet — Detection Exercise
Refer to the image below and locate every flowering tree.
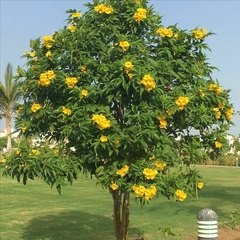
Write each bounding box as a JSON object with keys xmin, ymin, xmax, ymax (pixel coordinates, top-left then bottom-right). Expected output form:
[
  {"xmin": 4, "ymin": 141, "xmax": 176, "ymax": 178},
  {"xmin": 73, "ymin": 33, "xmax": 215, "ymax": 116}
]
[{"xmin": 2, "ymin": 0, "xmax": 234, "ymax": 239}]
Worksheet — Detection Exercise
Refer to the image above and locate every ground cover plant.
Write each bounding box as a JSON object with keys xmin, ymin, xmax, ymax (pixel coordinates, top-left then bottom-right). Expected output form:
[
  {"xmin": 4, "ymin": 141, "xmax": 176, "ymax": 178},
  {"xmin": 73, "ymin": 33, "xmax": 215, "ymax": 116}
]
[
  {"xmin": 1, "ymin": 0, "xmax": 234, "ymax": 239},
  {"xmin": 1, "ymin": 166, "xmax": 239, "ymax": 240}
]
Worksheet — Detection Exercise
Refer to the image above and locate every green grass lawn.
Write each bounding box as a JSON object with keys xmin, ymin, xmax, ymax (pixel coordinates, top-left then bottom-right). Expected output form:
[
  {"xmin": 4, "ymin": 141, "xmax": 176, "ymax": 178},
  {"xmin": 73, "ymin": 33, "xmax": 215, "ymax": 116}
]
[{"xmin": 0, "ymin": 166, "xmax": 239, "ymax": 240}]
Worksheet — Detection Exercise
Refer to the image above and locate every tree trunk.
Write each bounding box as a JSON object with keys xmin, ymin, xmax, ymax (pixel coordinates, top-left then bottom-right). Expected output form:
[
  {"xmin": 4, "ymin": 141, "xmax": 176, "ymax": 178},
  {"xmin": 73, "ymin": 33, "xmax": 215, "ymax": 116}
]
[
  {"xmin": 110, "ymin": 188, "xmax": 130, "ymax": 240},
  {"xmin": 6, "ymin": 115, "xmax": 12, "ymax": 152}
]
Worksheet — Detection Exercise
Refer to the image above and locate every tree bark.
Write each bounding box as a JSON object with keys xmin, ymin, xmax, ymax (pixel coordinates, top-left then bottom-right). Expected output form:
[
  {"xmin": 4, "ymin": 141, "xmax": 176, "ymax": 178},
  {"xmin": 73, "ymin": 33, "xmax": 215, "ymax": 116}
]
[
  {"xmin": 6, "ymin": 115, "xmax": 12, "ymax": 152},
  {"xmin": 110, "ymin": 188, "xmax": 130, "ymax": 240}
]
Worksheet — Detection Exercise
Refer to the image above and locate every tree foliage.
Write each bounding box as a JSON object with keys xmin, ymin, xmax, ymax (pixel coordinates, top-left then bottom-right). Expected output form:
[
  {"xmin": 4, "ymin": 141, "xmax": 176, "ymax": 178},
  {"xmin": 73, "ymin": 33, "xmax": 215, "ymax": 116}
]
[{"xmin": 2, "ymin": 0, "xmax": 234, "ymax": 238}]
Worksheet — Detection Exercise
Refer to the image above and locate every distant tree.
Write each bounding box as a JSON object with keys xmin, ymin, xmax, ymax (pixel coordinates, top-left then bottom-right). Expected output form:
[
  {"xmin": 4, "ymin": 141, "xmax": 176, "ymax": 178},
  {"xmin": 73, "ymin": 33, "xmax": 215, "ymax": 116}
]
[{"xmin": 0, "ymin": 63, "xmax": 22, "ymax": 152}]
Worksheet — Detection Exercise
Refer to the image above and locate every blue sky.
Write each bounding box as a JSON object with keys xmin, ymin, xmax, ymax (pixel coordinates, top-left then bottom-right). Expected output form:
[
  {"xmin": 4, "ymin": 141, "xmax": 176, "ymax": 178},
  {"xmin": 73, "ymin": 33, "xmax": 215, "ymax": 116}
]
[{"xmin": 1, "ymin": 0, "xmax": 239, "ymax": 136}]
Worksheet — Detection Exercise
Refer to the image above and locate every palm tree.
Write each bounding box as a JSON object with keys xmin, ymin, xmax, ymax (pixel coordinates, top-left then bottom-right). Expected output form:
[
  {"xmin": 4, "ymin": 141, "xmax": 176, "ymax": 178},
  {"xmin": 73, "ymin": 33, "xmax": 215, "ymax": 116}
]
[{"xmin": 0, "ymin": 63, "xmax": 22, "ymax": 152}]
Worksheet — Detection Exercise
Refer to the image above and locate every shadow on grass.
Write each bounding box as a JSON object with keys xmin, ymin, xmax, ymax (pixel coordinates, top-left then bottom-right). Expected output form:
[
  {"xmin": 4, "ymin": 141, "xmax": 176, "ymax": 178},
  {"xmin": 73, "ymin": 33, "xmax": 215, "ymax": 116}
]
[{"xmin": 21, "ymin": 210, "xmax": 141, "ymax": 240}]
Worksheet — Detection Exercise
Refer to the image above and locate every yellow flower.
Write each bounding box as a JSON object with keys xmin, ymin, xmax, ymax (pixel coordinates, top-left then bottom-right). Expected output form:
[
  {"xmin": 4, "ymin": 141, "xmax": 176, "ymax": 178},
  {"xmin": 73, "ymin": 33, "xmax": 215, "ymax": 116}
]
[
  {"xmin": 31, "ymin": 149, "xmax": 40, "ymax": 155},
  {"xmin": 159, "ymin": 116, "xmax": 167, "ymax": 128},
  {"xmin": 38, "ymin": 73, "xmax": 50, "ymax": 87},
  {"xmin": 30, "ymin": 51, "xmax": 36, "ymax": 57},
  {"xmin": 116, "ymin": 165, "xmax": 129, "ymax": 177},
  {"xmin": 192, "ymin": 28, "xmax": 207, "ymax": 39},
  {"xmin": 94, "ymin": 4, "xmax": 106, "ymax": 13},
  {"xmin": 80, "ymin": 65, "xmax": 87, "ymax": 73},
  {"xmin": 24, "ymin": 50, "xmax": 28, "ymax": 55},
  {"xmin": 140, "ymin": 74, "xmax": 156, "ymax": 91},
  {"xmin": 218, "ymin": 103, "xmax": 225, "ymax": 109},
  {"xmin": 21, "ymin": 127, "xmax": 27, "ymax": 133},
  {"xmin": 208, "ymin": 84, "xmax": 222, "ymax": 95},
  {"xmin": 143, "ymin": 168, "xmax": 158, "ymax": 180},
  {"xmin": 175, "ymin": 96, "xmax": 189, "ymax": 110},
  {"xmin": 80, "ymin": 89, "xmax": 88, "ymax": 99},
  {"xmin": 47, "ymin": 70, "xmax": 55, "ymax": 80},
  {"xmin": 72, "ymin": 12, "xmax": 82, "ymax": 18},
  {"xmin": 132, "ymin": 185, "xmax": 146, "ymax": 197},
  {"xmin": 128, "ymin": 73, "xmax": 133, "ymax": 80},
  {"xmin": 175, "ymin": 189, "xmax": 187, "ymax": 201},
  {"xmin": 31, "ymin": 103, "xmax": 41, "ymax": 112},
  {"xmin": 42, "ymin": 36, "xmax": 55, "ymax": 49},
  {"xmin": 69, "ymin": 25, "xmax": 76, "ymax": 32},
  {"xmin": 92, "ymin": 114, "xmax": 111, "ymax": 130},
  {"xmin": 133, "ymin": 8, "xmax": 147, "ymax": 21},
  {"xmin": 174, "ymin": 33, "xmax": 179, "ymax": 38},
  {"xmin": 53, "ymin": 149, "xmax": 59, "ymax": 154},
  {"xmin": 149, "ymin": 155, "xmax": 155, "ymax": 160},
  {"xmin": 125, "ymin": 61, "xmax": 134, "ymax": 69},
  {"xmin": 155, "ymin": 161, "xmax": 166, "ymax": 170},
  {"xmin": 156, "ymin": 28, "xmax": 173, "ymax": 37},
  {"xmin": 226, "ymin": 108, "xmax": 233, "ymax": 120},
  {"xmin": 199, "ymin": 89, "xmax": 205, "ymax": 98},
  {"xmin": 197, "ymin": 182, "xmax": 204, "ymax": 190},
  {"xmin": 104, "ymin": 6, "xmax": 113, "ymax": 14},
  {"xmin": 100, "ymin": 135, "xmax": 108, "ymax": 142},
  {"xmin": 119, "ymin": 41, "xmax": 130, "ymax": 51},
  {"xmin": 1, "ymin": 158, "xmax": 7, "ymax": 163},
  {"xmin": 110, "ymin": 182, "xmax": 119, "ymax": 190},
  {"xmin": 144, "ymin": 186, "xmax": 157, "ymax": 200},
  {"xmin": 62, "ymin": 107, "xmax": 72, "ymax": 116},
  {"xmin": 65, "ymin": 77, "xmax": 78, "ymax": 88},
  {"xmin": 15, "ymin": 149, "xmax": 21, "ymax": 155},
  {"xmin": 215, "ymin": 141, "xmax": 222, "ymax": 148},
  {"xmin": 46, "ymin": 51, "xmax": 52, "ymax": 57}
]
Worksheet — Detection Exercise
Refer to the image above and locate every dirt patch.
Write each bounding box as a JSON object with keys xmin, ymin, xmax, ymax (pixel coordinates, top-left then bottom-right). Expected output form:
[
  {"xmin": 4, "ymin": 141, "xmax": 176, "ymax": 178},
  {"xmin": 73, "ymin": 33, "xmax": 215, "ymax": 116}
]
[{"xmin": 218, "ymin": 226, "xmax": 240, "ymax": 240}]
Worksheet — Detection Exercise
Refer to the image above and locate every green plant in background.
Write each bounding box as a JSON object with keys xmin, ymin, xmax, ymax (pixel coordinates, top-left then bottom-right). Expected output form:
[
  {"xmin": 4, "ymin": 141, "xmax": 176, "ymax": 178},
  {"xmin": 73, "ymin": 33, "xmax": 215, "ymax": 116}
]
[{"xmin": 2, "ymin": 0, "xmax": 234, "ymax": 239}]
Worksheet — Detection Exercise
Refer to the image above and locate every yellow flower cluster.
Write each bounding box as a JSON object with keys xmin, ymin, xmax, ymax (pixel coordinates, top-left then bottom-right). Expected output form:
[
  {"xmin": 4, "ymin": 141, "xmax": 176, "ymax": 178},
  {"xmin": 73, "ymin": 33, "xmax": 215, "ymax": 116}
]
[
  {"xmin": 38, "ymin": 70, "xmax": 56, "ymax": 86},
  {"xmin": 226, "ymin": 108, "xmax": 233, "ymax": 120},
  {"xmin": 31, "ymin": 103, "xmax": 41, "ymax": 112},
  {"xmin": 213, "ymin": 108, "xmax": 221, "ymax": 119},
  {"xmin": 215, "ymin": 141, "xmax": 222, "ymax": 148},
  {"xmin": 42, "ymin": 36, "xmax": 55, "ymax": 49},
  {"xmin": 94, "ymin": 4, "xmax": 113, "ymax": 14},
  {"xmin": 133, "ymin": 8, "xmax": 147, "ymax": 21},
  {"xmin": 155, "ymin": 161, "xmax": 166, "ymax": 170},
  {"xmin": 79, "ymin": 89, "xmax": 88, "ymax": 99},
  {"xmin": 119, "ymin": 41, "xmax": 130, "ymax": 51},
  {"xmin": 80, "ymin": 65, "xmax": 87, "ymax": 73},
  {"xmin": 156, "ymin": 28, "xmax": 173, "ymax": 37},
  {"xmin": 140, "ymin": 74, "xmax": 156, "ymax": 91},
  {"xmin": 21, "ymin": 127, "xmax": 27, "ymax": 133},
  {"xmin": 143, "ymin": 168, "xmax": 158, "ymax": 180},
  {"xmin": 175, "ymin": 96, "xmax": 189, "ymax": 110},
  {"xmin": 92, "ymin": 114, "xmax": 111, "ymax": 130},
  {"xmin": 72, "ymin": 12, "xmax": 82, "ymax": 18},
  {"xmin": 159, "ymin": 116, "xmax": 167, "ymax": 129},
  {"xmin": 132, "ymin": 185, "xmax": 157, "ymax": 200},
  {"xmin": 100, "ymin": 135, "xmax": 108, "ymax": 142},
  {"xmin": 31, "ymin": 149, "xmax": 40, "ymax": 155},
  {"xmin": 199, "ymin": 89, "xmax": 205, "ymax": 98},
  {"xmin": 197, "ymin": 182, "xmax": 204, "ymax": 190},
  {"xmin": 110, "ymin": 181, "xmax": 119, "ymax": 190},
  {"xmin": 62, "ymin": 107, "xmax": 72, "ymax": 116},
  {"xmin": 208, "ymin": 84, "xmax": 222, "ymax": 95},
  {"xmin": 69, "ymin": 25, "xmax": 76, "ymax": 32},
  {"xmin": 192, "ymin": 28, "xmax": 207, "ymax": 39},
  {"xmin": 175, "ymin": 189, "xmax": 187, "ymax": 201},
  {"xmin": 116, "ymin": 165, "xmax": 129, "ymax": 177},
  {"xmin": 125, "ymin": 61, "xmax": 134, "ymax": 79},
  {"xmin": 65, "ymin": 77, "xmax": 78, "ymax": 88}
]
